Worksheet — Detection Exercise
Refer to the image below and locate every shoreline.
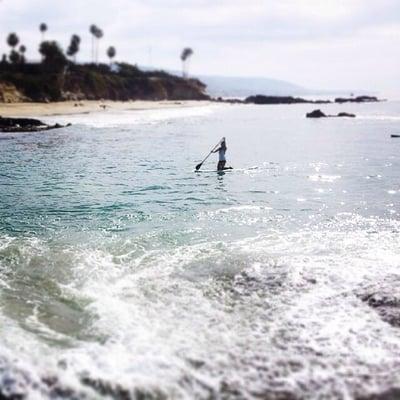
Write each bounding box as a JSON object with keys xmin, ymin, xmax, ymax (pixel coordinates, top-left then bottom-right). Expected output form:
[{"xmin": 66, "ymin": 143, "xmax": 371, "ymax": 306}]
[{"xmin": 0, "ymin": 100, "xmax": 214, "ymax": 118}]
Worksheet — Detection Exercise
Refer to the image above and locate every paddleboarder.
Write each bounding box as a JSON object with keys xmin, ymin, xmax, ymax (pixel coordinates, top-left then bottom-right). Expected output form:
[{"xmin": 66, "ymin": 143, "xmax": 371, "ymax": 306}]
[
  {"xmin": 213, "ymin": 137, "xmax": 227, "ymax": 171},
  {"xmin": 195, "ymin": 137, "xmax": 232, "ymax": 172}
]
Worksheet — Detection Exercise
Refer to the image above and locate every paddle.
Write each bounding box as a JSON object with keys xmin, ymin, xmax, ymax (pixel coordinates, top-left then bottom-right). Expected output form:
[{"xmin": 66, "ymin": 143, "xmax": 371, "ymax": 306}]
[{"xmin": 195, "ymin": 139, "xmax": 222, "ymax": 171}]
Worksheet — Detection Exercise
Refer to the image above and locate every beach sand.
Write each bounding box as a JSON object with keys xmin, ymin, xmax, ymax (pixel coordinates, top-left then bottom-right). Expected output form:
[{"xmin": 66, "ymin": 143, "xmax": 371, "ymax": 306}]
[{"xmin": 0, "ymin": 100, "xmax": 214, "ymax": 118}]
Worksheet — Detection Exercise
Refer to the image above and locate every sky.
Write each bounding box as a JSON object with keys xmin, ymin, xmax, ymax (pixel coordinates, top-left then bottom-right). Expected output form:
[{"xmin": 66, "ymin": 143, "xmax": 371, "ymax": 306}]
[{"xmin": 0, "ymin": 0, "xmax": 399, "ymax": 96}]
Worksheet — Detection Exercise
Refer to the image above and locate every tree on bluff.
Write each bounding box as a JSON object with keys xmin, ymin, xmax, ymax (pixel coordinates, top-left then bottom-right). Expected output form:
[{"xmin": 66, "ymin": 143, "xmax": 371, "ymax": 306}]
[
  {"xmin": 39, "ymin": 41, "xmax": 67, "ymax": 71},
  {"xmin": 89, "ymin": 24, "xmax": 104, "ymax": 64},
  {"xmin": 7, "ymin": 33, "xmax": 19, "ymax": 49},
  {"xmin": 6, "ymin": 33, "xmax": 20, "ymax": 64},
  {"xmin": 19, "ymin": 45, "xmax": 27, "ymax": 64},
  {"xmin": 39, "ymin": 23, "xmax": 48, "ymax": 41},
  {"xmin": 9, "ymin": 50, "xmax": 20, "ymax": 65},
  {"xmin": 107, "ymin": 46, "xmax": 116, "ymax": 65},
  {"xmin": 180, "ymin": 47, "xmax": 193, "ymax": 78},
  {"xmin": 67, "ymin": 34, "xmax": 81, "ymax": 62}
]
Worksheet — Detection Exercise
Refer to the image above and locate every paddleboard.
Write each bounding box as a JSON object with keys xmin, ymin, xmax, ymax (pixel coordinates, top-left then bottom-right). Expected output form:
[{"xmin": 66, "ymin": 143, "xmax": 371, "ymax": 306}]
[
  {"xmin": 194, "ymin": 166, "xmax": 258, "ymax": 173},
  {"xmin": 195, "ymin": 168, "xmax": 234, "ymax": 173}
]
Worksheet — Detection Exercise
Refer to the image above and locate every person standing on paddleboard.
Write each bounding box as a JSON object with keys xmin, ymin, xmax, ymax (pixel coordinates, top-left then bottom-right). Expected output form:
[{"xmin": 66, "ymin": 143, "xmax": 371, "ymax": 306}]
[{"xmin": 213, "ymin": 137, "xmax": 227, "ymax": 171}]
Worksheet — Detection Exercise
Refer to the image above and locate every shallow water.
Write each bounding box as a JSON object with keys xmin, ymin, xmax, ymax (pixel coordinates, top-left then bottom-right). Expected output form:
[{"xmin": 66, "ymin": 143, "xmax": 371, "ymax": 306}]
[{"xmin": 0, "ymin": 101, "xmax": 400, "ymax": 399}]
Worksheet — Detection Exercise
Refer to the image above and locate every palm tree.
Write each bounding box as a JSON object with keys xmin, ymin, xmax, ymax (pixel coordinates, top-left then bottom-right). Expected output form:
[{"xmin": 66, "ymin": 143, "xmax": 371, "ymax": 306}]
[
  {"xmin": 19, "ymin": 45, "xmax": 26, "ymax": 63},
  {"xmin": 39, "ymin": 23, "xmax": 48, "ymax": 41},
  {"xmin": 7, "ymin": 33, "xmax": 19, "ymax": 50},
  {"xmin": 89, "ymin": 24, "xmax": 97, "ymax": 63},
  {"xmin": 9, "ymin": 50, "xmax": 20, "ymax": 64},
  {"xmin": 7, "ymin": 33, "xmax": 20, "ymax": 65},
  {"xmin": 180, "ymin": 47, "xmax": 193, "ymax": 78},
  {"xmin": 89, "ymin": 25, "xmax": 103, "ymax": 63},
  {"xmin": 67, "ymin": 34, "xmax": 81, "ymax": 62},
  {"xmin": 107, "ymin": 46, "xmax": 116, "ymax": 65},
  {"xmin": 94, "ymin": 28, "xmax": 103, "ymax": 64}
]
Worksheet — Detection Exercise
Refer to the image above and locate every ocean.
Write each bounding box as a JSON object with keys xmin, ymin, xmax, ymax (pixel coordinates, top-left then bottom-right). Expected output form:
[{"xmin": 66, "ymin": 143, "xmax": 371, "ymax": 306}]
[{"xmin": 0, "ymin": 101, "xmax": 400, "ymax": 399}]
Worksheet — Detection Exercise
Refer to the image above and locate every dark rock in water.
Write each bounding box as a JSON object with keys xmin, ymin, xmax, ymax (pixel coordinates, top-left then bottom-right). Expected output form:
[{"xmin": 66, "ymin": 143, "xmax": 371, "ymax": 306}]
[
  {"xmin": 245, "ymin": 95, "xmax": 330, "ymax": 105},
  {"xmin": 0, "ymin": 117, "xmax": 70, "ymax": 133},
  {"xmin": 335, "ymin": 95, "xmax": 380, "ymax": 104},
  {"xmin": 246, "ymin": 95, "xmax": 307, "ymax": 105},
  {"xmin": 306, "ymin": 110, "xmax": 357, "ymax": 118},
  {"xmin": 359, "ymin": 276, "xmax": 400, "ymax": 328},
  {"xmin": 337, "ymin": 112, "xmax": 356, "ymax": 118},
  {"xmin": 81, "ymin": 375, "xmax": 169, "ymax": 400},
  {"xmin": 225, "ymin": 98, "xmax": 245, "ymax": 104},
  {"xmin": 357, "ymin": 388, "xmax": 400, "ymax": 400},
  {"xmin": 80, "ymin": 376, "xmax": 132, "ymax": 400},
  {"xmin": 213, "ymin": 97, "xmax": 244, "ymax": 104},
  {"xmin": 390, "ymin": 134, "xmax": 400, "ymax": 138},
  {"xmin": 306, "ymin": 109, "xmax": 327, "ymax": 118},
  {"xmin": 361, "ymin": 292, "xmax": 400, "ymax": 328}
]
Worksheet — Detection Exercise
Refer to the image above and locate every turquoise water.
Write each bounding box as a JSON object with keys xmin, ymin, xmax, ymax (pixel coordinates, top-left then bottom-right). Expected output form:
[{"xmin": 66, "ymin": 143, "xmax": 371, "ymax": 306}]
[{"xmin": 0, "ymin": 102, "xmax": 400, "ymax": 399}]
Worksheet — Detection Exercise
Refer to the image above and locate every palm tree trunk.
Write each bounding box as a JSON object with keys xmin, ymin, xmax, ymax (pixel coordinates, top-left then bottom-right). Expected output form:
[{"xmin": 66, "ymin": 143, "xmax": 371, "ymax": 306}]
[{"xmin": 91, "ymin": 36, "xmax": 94, "ymax": 63}]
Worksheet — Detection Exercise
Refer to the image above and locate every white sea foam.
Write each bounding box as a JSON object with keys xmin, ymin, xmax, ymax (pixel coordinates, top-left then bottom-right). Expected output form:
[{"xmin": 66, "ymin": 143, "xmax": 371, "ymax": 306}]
[
  {"xmin": 43, "ymin": 105, "xmax": 218, "ymax": 128},
  {"xmin": 1, "ymin": 214, "xmax": 400, "ymax": 398}
]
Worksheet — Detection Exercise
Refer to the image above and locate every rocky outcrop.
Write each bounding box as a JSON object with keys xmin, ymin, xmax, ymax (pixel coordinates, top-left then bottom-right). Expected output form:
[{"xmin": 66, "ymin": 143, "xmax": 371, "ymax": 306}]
[
  {"xmin": 337, "ymin": 112, "xmax": 356, "ymax": 118},
  {"xmin": 357, "ymin": 389, "xmax": 400, "ymax": 400},
  {"xmin": 306, "ymin": 109, "xmax": 327, "ymax": 118},
  {"xmin": 0, "ymin": 117, "xmax": 70, "ymax": 132},
  {"xmin": 0, "ymin": 82, "xmax": 29, "ymax": 103},
  {"xmin": 335, "ymin": 95, "xmax": 380, "ymax": 104},
  {"xmin": 245, "ymin": 95, "xmax": 330, "ymax": 105},
  {"xmin": 361, "ymin": 293, "xmax": 400, "ymax": 328},
  {"xmin": 306, "ymin": 109, "xmax": 356, "ymax": 118},
  {"xmin": 357, "ymin": 275, "xmax": 400, "ymax": 328},
  {"xmin": 0, "ymin": 63, "xmax": 209, "ymax": 103}
]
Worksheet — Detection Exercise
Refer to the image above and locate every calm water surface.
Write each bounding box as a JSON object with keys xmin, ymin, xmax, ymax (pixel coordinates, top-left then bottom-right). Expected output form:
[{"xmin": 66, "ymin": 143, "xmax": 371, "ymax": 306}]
[{"xmin": 0, "ymin": 101, "xmax": 400, "ymax": 399}]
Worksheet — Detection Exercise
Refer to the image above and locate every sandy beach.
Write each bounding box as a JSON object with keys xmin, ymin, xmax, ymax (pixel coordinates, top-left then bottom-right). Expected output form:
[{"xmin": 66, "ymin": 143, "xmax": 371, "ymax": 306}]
[{"xmin": 0, "ymin": 100, "xmax": 214, "ymax": 118}]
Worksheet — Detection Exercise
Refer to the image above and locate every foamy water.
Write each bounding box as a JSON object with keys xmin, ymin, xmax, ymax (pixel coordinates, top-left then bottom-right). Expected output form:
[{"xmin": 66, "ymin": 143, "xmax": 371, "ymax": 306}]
[{"xmin": 0, "ymin": 101, "xmax": 400, "ymax": 399}]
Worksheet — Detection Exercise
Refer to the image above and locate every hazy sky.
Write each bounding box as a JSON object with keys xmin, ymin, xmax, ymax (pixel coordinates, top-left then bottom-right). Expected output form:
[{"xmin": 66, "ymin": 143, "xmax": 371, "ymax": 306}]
[{"xmin": 1, "ymin": 0, "xmax": 399, "ymax": 95}]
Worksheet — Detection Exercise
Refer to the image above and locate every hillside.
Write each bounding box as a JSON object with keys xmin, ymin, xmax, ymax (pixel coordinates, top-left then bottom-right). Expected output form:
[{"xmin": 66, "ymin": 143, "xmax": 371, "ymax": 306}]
[
  {"xmin": 140, "ymin": 68, "xmax": 313, "ymax": 98},
  {"xmin": 0, "ymin": 62, "xmax": 209, "ymax": 103},
  {"xmin": 196, "ymin": 74, "xmax": 310, "ymax": 98}
]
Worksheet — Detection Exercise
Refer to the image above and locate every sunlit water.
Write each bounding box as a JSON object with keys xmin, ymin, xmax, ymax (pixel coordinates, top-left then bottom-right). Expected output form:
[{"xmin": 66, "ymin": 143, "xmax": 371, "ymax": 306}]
[{"xmin": 0, "ymin": 101, "xmax": 400, "ymax": 399}]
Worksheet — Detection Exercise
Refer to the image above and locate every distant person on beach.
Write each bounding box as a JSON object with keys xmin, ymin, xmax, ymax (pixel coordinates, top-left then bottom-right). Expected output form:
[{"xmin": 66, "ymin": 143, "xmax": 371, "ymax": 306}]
[{"xmin": 213, "ymin": 137, "xmax": 227, "ymax": 171}]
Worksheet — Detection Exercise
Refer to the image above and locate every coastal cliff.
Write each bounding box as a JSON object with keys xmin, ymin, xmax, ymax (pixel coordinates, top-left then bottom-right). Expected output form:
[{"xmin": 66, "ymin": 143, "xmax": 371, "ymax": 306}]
[{"xmin": 0, "ymin": 62, "xmax": 209, "ymax": 102}]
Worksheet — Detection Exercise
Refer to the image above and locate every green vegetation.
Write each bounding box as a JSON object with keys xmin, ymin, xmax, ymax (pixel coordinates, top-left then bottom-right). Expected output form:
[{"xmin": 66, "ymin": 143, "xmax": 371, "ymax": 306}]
[
  {"xmin": 0, "ymin": 61, "xmax": 208, "ymax": 102},
  {"xmin": 39, "ymin": 41, "xmax": 67, "ymax": 71}
]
